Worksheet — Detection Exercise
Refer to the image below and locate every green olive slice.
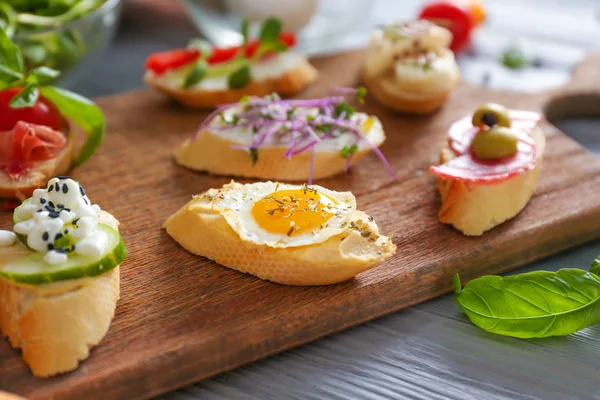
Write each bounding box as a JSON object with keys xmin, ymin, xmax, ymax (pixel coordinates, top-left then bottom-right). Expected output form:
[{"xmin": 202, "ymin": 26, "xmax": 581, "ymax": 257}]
[
  {"xmin": 471, "ymin": 127, "xmax": 519, "ymax": 160},
  {"xmin": 472, "ymin": 103, "xmax": 511, "ymax": 128}
]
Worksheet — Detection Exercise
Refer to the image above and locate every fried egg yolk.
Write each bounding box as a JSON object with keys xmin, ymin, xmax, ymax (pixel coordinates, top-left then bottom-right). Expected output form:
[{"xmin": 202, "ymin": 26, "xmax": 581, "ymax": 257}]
[{"xmin": 251, "ymin": 189, "xmax": 337, "ymax": 236}]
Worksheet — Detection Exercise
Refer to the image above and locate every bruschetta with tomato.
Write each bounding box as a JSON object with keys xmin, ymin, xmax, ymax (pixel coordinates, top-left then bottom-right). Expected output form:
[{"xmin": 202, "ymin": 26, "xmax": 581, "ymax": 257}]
[
  {"xmin": 430, "ymin": 103, "xmax": 545, "ymax": 235},
  {"xmin": 144, "ymin": 18, "xmax": 317, "ymax": 108},
  {"xmin": 0, "ymin": 32, "xmax": 104, "ymax": 202}
]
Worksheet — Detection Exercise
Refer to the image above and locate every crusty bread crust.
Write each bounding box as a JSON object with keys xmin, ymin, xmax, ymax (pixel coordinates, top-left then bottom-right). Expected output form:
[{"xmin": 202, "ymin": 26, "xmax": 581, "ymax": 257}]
[
  {"xmin": 0, "ymin": 131, "xmax": 74, "ymax": 200},
  {"xmin": 0, "ymin": 392, "xmax": 27, "ymax": 400},
  {"xmin": 0, "ymin": 211, "xmax": 121, "ymax": 378},
  {"xmin": 144, "ymin": 59, "xmax": 318, "ymax": 109},
  {"xmin": 175, "ymin": 123, "xmax": 385, "ymax": 181},
  {"xmin": 363, "ymin": 71, "xmax": 454, "ymax": 114},
  {"xmin": 164, "ymin": 188, "xmax": 396, "ymax": 286},
  {"xmin": 435, "ymin": 127, "xmax": 546, "ymax": 236}
]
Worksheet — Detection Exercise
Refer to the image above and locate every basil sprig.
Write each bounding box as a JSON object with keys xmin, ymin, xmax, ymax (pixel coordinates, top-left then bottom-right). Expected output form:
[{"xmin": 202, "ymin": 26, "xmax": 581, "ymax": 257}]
[
  {"xmin": 182, "ymin": 17, "xmax": 290, "ymax": 91},
  {"xmin": 0, "ymin": 30, "xmax": 104, "ymax": 166},
  {"xmin": 454, "ymin": 266, "xmax": 600, "ymax": 339}
]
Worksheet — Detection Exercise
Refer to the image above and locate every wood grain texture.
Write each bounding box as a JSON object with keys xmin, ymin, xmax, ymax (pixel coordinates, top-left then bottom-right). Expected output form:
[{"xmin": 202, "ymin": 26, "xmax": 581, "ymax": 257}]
[{"xmin": 1, "ymin": 51, "xmax": 600, "ymax": 400}]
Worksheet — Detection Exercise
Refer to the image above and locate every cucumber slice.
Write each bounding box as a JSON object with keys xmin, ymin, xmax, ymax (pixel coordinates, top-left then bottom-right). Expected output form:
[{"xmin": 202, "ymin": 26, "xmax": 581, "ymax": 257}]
[{"xmin": 0, "ymin": 224, "xmax": 126, "ymax": 284}]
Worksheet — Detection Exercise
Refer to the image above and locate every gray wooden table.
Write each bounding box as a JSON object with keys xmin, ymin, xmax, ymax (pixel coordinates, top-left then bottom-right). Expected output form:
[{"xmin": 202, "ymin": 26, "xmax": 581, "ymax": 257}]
[{"xmin": 76, "ymin": 1, "xmax": 600, "ymax": 398}]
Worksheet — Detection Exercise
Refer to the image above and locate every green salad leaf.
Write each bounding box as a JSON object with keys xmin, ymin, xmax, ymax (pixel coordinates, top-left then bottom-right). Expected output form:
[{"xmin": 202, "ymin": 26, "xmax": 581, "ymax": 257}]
[
  {"xmin": 0, "ymin": 28, "xmax": 23, "ymax": 73},
  {"xmin": 591, "ymin": 256, "xmax": 600, "ymax": 276},
  {"xmin": 454, "ymin": 268, "xmax": 600, "ymax": 339},
  {"xmin": 40, "ymin": 86, "xmax": 105, "ymax": 166},
  {"xmin": 183, "ymin": 60, "xmax": 208, "ymax": 89},
  {"xmin": 9, "ymin": 82, "xmax": 38, "ymax": 107}
]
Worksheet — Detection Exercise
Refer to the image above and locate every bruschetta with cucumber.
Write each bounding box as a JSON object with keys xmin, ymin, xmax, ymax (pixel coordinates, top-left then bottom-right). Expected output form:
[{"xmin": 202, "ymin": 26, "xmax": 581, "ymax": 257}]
[{"xmin": 0, "ymin": 177, "xmax": 126, "ymax": 377}]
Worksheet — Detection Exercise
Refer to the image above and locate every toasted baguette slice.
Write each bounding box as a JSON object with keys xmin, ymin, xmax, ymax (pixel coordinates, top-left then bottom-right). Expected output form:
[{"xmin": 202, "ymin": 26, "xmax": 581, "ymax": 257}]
[
  {"xmin": 0, "ymin": 392, "xmax": 26, "ymax": 400},
  {"xmin": 436, "ymin": 127, "xmax": 546, "ymax": 236},
  {"xmin": 175, "ymin": 116, "xmax": 386, "ymax": 181},
  {"xmin": 144, "ymin": 54, "xmax": 318, "ymax": 108},
  {"xmin": 164, "ymin": 191, "xmax": 396, "ymax": 286},
  {"xmin": 0, "ymin": 211, "xmax": 120, "ymax": 378},
  {"xmin": 0, "ymin": 132, "xmax": 74, "ymax": 200}
]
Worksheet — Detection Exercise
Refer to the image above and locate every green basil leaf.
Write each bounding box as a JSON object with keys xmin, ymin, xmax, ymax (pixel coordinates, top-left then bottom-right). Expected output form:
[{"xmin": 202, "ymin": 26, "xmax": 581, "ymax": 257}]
[
  {"xmin": 29, "ymin": 66, "xmax": 61, "ymax": 85},
  {"xmin": 40, "ymin": 86, "xmax": 105, "ymax": 166},
  {"xmin": 0, "ymin": 2, "xmax": 18, "ymax": 38},
  {"xmin": 183, "ymin": 61, "xmax": 207, "ymax": 89},
  {"xmin": 0, "ymin": 28, "xmax": 23, "ymax": 74},
  {"xmin": 9, "ymin": 83, "xmax": 39, "ymax": 108},
  {"xmin": 228, "ymin": 63, "xmax": 251, "ymax": 89},
  {"xmin": 241, "ymin": 19, "xmax": 249, "ymax": 46},
  {"xmin": 591, "ymin": 257, "xmax": 600, "ymax": 276},
  {"xmin": 0, "ymin": 64, "xmax": 23, "ymax": 86},
  {"xmin": 259, "ymin": 17, "xmax": 282, "ymax": 45},
  {"xmin": 454, "ymin": 269, "xmax": 600, "ymax": 339},
  {"xmin": 21, "ymin": 41, "xmax": 47, "ymax": 64}
]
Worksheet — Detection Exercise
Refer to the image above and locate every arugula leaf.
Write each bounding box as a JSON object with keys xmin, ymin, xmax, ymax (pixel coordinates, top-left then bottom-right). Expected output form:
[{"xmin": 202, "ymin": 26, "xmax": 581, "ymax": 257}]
[
  {"xmin": 591, "ymin": 257, "xmax": 600, "ymax": 276},
  {"xmin": 40, "ymin": 86, "xmax": 105, "ymax": 166},
  {"xmin": 29, "ymin": 66, "xmax": 60, "ymax": 85},
  {"xmin": 454, "ymin": 269, "xmax": 600, "ymax": 339},
  {"xmin": 0, "ymin": 29, "xmax": 23, "ymax": 75},
  {"xmin": 228, "ymin": 63, "xmax": 251, "ymax": 89},
  {"xmin": 9, "ymin": 82, "xmax": 39, "ymax": 108},
  {"xmin": 183, "ymin": 61, "xmax": 207, "ymax": 89}
]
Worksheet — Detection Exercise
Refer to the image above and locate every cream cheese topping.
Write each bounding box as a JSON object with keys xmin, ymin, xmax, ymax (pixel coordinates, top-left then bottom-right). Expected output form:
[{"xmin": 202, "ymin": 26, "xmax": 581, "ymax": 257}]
[{"xmin": 12, "ymin": 177, "xmax": 105, "ymax": 265}]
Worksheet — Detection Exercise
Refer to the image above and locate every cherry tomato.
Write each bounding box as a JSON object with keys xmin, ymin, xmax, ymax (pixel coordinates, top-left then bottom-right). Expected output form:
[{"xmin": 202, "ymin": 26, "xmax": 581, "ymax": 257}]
[
  {"xmin": 419, "ymin": 1, "xmax": 475, "ymax": 53},
  {"xmin": 145, "ymin": 32, "xmax": 298, "ymax": 75},
  {"xmin": 0, "ymin": 88, "xmax": 62, "ymax": 131}
]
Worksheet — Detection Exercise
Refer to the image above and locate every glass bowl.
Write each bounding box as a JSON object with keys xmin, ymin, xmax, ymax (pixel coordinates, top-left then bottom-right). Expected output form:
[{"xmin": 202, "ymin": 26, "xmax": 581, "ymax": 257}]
[{"xmin": 12, "ymin": 0, "xmax": 122, "ymax": 89}]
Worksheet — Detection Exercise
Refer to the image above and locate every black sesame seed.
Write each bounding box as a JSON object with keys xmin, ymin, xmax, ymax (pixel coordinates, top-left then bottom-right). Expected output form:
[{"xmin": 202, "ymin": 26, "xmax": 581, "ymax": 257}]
[
  {"xmin": 48, "ymin": 185, "xmax": 53, "ymax": 192},
  {"xmin": 36, "ymin": 209, "xmax": 43, "ymax": 213},
  {"xmin": 57, "ymin": 176, "xmax": 69, "ymax": 180},
  {"xmin": 481, "ymin": 112, "xmax": 498, "ymax": 127},
  {"xmin": 62, "ymin": 184, "xmax": 68, "ymax": 194},
  {"xmin": 55, "ymin": 233, "xmax": 63, "ymax": 240},
  {"xmin": 64, "ymin": 230, "xmax": 69, "ymax": 234},
  {"xmin": 49, "ymin": 212, "xmax": 60, "ymax": 218},
  {"xmin": 79, "ymin": 186, "xmax": 86, "ymax": 196},
  {"xmin": 42, "ymin": 232, "xmax": 49, "ymax": 241},
  {"xmin": 57, "ymin": 204, "xmax": 64, "ymax": 209},
  {"xmin": 47, "ymin": 243, "xmax": 54, "ymax": 250},
  {"xmin": 73, "ymin": 218, "xmax": 80, "ymax": 225},
  {"xmin": 71, "ymin": 245, "xmax": 76, "ymax": 251},
  {"xmin": 55, "ymin": 183, "xmax": 60, "ymax": 192},
  {"xmin": 40, "ymin": 198, "xmax": 47, "ymax": 204},
  {"xmin": 48, "ymin": 201, "xmax": 55, "ymax": 208}
]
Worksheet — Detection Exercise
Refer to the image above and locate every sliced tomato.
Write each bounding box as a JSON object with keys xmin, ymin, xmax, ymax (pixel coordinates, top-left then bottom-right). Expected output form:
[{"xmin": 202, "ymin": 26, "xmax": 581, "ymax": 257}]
[
  {"xmin": 419, "ymin": 1, "xmax": 475, "ymax": 53},
  {"xmin": 145, "ymin": 32, "xmax": 298, "ymax": 75},
  {"xmin": 0, "ymin": 121, "xmax": 67, "ymax": 178},
  {"xmin": 0, "ymin": 88, "xmax": 62, "ymax": 131}
]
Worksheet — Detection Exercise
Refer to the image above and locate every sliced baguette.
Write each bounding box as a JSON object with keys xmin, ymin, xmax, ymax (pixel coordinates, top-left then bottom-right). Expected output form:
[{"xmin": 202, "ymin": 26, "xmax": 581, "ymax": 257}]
[
  {"xmin": 0, "ymin": 132, "xmax": 74, "ymax": 200},
  {"xmin": 175, "ymin": 117, "xmax": 386, "ymax": 181},
  {"xmin": 363, "ymin": 70, "xmax": 456, "ymax": 114},
  {"xmin": 144, "ymin": 57, "xmax": 318, "ymax": 109},
  {"xmin": 436, "ymin": 127, "xmax": 546, "ymax": 236},
  {"xmin": 0, "ymin": 392, "xmax": 26, "ymax": 400},
  {"xmin": 0, "ymin": 211, "xmax": 121, "ymax": 378}
]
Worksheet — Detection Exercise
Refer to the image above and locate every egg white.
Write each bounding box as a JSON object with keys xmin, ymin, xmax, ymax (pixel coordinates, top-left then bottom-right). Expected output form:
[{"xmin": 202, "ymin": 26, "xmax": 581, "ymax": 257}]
[{"xmin": 210, "ymin": 182, "xmax": 356, "ymax": 248}]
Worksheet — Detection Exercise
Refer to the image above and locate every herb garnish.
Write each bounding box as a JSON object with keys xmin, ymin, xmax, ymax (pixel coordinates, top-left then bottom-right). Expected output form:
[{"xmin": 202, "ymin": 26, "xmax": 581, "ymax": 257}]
[
  {"xmin": 591, "ymin": 256, "xmax": 600, "ymax": 276},
  {"xmin": 196, "ymin": 87, "xmax": 395, "ymax": 183},
  {"xmin": 501, "ymin": 46, "xmax": 528, "ymax": 70},
  {"xmin": 454, "ymin": 260, "xmax": 600, "ymax": 339},
  {"xmin": 0, "ymin": 30, "xmax": 104, "ymax": 166}
]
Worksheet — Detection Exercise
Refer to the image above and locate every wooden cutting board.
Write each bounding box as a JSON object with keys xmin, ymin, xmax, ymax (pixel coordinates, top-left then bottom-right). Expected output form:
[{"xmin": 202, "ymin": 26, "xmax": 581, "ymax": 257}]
[{"xmin": 1, "ymin": 51, "xmax": 600, "ymax": 400}]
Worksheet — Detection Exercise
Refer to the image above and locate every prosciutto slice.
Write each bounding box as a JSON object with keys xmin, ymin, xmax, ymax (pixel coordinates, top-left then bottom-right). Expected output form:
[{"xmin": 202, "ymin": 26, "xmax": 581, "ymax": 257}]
[{"xmin": 0, "ymin": 121, "xmax": 67, "ymax": 178}]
